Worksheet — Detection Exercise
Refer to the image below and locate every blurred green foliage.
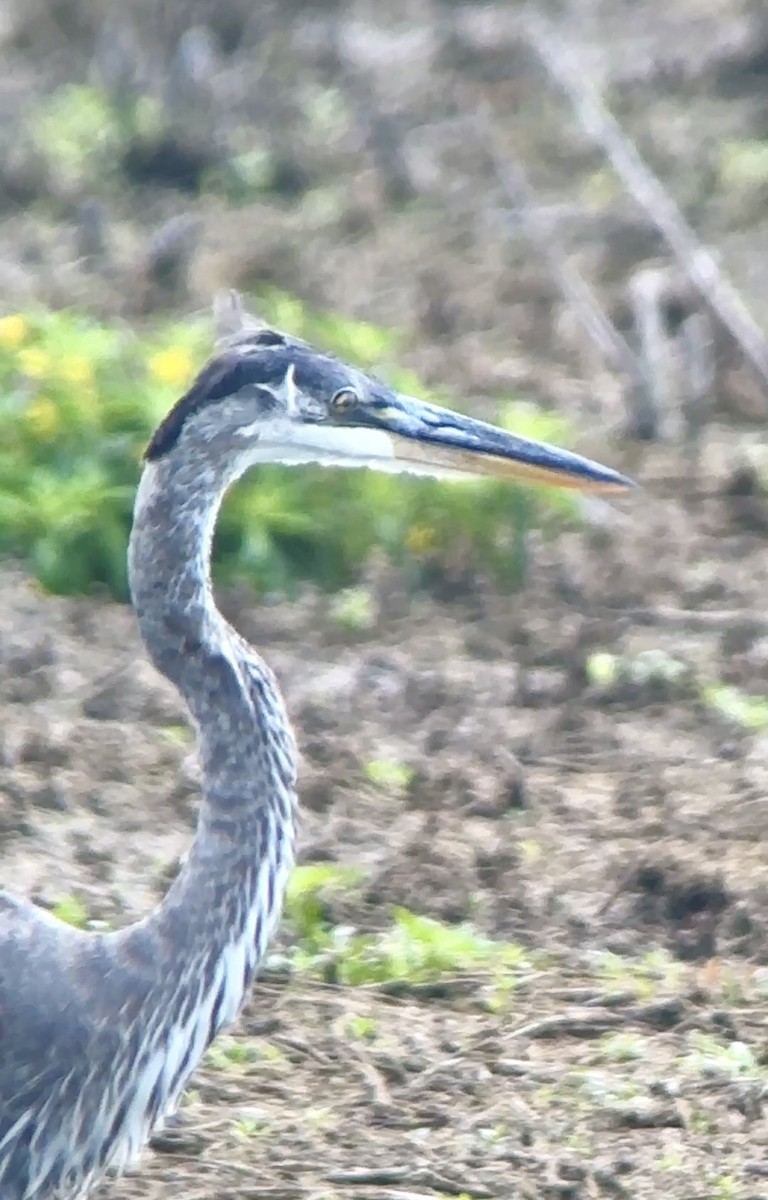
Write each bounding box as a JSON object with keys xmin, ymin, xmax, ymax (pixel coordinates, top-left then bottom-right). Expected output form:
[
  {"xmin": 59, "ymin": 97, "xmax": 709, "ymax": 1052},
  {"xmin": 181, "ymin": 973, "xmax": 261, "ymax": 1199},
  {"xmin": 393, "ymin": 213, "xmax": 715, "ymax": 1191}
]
[
  {"xmin": 51, "ymin": 894, "xmax": 89, "ymax": 929},
  {"xmin": 718, "ymin": 140, "xmax": 768, "ymax": 194},
  {"xmin": 284, "ymin": 864, "xmax": 530, "ymax": 986},
  {"xmin": 0, "ymin": 291, "xmax": 583, "ymax": 599},
  {"xmin": 28, "ymin": 80, "xmax": 332, "ymax": 204},
  {"xmin": 30, "ymin": 84, "xmax": 162, "ymax": 186},
  {"xmin": 31, "ymin": 85, "xmax": 118, "ymax": 183},
  {"xmin": 334, "ymin": 908, "xmax": 529, "ymax": 987},
  {"xmin": 702, "ymin": 684, "xmax": 768, "ymax": 732}
]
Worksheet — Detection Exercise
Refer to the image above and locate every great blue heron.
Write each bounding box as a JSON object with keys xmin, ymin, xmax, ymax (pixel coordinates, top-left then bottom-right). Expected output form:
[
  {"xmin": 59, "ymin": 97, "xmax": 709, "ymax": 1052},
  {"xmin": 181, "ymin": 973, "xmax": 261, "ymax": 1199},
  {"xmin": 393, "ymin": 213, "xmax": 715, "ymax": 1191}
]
[{"xmin": 0, "ymin": 294, "xmax": 631, "ymax": 1198}]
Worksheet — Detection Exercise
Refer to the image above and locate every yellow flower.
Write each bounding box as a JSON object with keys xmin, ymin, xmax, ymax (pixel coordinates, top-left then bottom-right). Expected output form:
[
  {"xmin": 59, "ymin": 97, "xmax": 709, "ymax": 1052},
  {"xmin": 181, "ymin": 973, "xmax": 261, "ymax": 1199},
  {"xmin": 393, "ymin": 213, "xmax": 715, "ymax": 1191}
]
[
  {"xmin": 18, "ymin": 347, "xmax": 49, "ymax": 379},
  {"xmin": 148, "ymin": 347, "xmax": 194, "ymax": 388},
  {"xmin": 25, "ymin": 396, "xmax": 60, "ymax": 439},
  {"xmin": 0, "ymin": 314, "xmax": 29, "ymax": 348},
  {"xmin": 60, "ymin": 354, "xmax": 94, "ymax": 387},
  {"xmin": 405, "ymin": 525, "xmax": 437, "ymax": 555}
]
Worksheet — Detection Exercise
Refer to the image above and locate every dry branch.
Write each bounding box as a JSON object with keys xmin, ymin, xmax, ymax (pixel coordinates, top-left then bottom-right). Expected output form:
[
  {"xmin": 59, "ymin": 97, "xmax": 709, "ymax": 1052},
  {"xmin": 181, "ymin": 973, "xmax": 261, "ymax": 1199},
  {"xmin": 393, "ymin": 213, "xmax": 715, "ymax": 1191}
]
[
  {"xmin": 627, "ymin": 266, "xmax": 673, "ymax": 439},
  {"xmin": 507, "ymin": 1010, "xmax": 626, "ymax": 1040},
  {"xmin": 479, "ymin": 116, "xmax": 642, "ymax": 385},
  {"xmin": 680, "ymin": 310, "xmax": 715, "ymax": 446},
  {"xmin": 523, "ymin": 14, "xmax": 768, "ymax": 391},
  {"xmin": 327, "ymin": 20, "xmax": 417, "ymax": 206}
]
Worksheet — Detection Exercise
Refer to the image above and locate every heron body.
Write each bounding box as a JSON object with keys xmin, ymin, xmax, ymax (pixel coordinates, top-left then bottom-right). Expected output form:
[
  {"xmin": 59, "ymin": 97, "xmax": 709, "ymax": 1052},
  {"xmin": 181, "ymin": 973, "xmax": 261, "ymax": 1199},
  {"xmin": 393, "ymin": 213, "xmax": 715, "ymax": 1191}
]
[
  {"xmin": 0, "ymin": 294, "xmax": 631, "ymax": 1198},
  {"xmin": 0, "ymin": 388, "xmax": 297, "ymax": 1197}
]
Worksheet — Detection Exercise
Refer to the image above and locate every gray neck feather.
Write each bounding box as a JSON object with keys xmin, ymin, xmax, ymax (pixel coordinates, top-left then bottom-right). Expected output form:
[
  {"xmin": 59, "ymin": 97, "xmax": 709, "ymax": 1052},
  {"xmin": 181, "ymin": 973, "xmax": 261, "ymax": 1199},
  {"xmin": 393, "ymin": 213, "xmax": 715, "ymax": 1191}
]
[
  {"xmin": 122, "ymin": 438, "xmax": 298, "ymax": 1047},
  {"xmin": 128, "ymin": 445, "xmax": 297, "ymax": 818}
]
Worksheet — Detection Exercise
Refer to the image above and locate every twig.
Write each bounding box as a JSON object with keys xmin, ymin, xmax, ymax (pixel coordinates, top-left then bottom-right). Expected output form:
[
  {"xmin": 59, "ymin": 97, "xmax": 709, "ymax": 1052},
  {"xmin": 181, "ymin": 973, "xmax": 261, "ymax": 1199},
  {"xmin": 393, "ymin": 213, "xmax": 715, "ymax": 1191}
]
[
  {"xmin": 523, "ymin": 14, "xmax": 768, "ymax": 389},
  {"xmin": 324, "ymin": 1169, "xmax": 417, "ymax": 1186},
  {"xmin": 328, "ymin": 21, "xmax": 417, "ymax": 205},
  {"xmin": 680, "ymin": 309, "xmax": 715, "ymax": 450},
  {"xmin": 354, "ymin": 1054, "xmax": 393, "ymax": 1107},
  {"xmin": 324, "ymin": 1169, "xmax": 492, "ymax": 1199},
  {"xmin": 271, "ymin": 1033, "xmax": 331, "ymax": 1064},
  {"xmin": 627, "ymin": 267, "xmax": 673, "ymax": 440},
  {"xmin": 192, "ymin": 1190, "xmax": 301, "ymax": 1200},
  {"xmin": 624, "ymin": 605, "xmax": 766, "ymax": 630},
  {"xmin": 491, "ymin": 1057, "xmax": 559, "ymax": 1082},
  {"xmin": 347, "ymin": 1193, "xmax": 474, "ymax": 1200},
  {"xmin": 507, "ymin": 1010, "xmax": 625, "ymax": 1039}
]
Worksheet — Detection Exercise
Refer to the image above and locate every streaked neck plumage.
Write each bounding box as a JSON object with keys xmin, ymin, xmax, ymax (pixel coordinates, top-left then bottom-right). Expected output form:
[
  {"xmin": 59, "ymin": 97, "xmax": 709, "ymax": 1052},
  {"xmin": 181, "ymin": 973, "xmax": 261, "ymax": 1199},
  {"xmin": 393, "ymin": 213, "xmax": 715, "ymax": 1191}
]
[
  {"xmin": 129, "ymin": 445, "xmax": 297, "ymax": 821},
  {"xmin": 118, "ymin": 440, "xmax": 297, "ymax": 1120}
]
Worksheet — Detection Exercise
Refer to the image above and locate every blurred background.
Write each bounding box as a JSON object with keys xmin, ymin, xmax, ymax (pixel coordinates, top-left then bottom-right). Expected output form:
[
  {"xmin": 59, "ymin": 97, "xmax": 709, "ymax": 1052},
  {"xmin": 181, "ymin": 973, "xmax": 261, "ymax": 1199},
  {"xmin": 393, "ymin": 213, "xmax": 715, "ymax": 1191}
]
[{"xmin": 3, "ymin": 2, "xmax": 768, "ymax": 1197}]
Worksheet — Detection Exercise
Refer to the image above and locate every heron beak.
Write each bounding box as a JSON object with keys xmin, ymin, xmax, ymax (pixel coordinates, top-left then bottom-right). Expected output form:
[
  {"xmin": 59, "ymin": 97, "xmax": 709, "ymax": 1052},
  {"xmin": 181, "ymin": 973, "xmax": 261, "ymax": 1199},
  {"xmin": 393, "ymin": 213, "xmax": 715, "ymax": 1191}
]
[{"xmin": 367, "ymin": 395, "xmax": 634, "ymax": 493}]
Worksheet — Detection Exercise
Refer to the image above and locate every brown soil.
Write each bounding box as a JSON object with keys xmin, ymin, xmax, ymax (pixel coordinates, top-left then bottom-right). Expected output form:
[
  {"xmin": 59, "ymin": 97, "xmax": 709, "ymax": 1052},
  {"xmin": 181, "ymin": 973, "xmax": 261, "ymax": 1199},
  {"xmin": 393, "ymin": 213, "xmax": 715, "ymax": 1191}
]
[{"xmin": 2, "ymin": 2, "xmax": 768, "ymax": 1197}]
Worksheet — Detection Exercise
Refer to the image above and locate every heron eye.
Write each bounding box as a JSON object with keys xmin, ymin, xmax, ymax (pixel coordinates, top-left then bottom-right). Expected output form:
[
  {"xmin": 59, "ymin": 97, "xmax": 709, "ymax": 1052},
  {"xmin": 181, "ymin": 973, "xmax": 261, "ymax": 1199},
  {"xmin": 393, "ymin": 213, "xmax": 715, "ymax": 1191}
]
[{"xmin": 330, "ymin": 388, "xmax": 358, "ymax": 414}]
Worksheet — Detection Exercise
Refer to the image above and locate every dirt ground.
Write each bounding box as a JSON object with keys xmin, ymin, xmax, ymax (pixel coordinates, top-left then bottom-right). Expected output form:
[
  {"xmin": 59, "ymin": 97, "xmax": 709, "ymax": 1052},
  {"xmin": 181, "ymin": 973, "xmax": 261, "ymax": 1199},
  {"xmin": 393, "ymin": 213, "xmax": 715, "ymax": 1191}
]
[{"xmin": 3, "ymin": 2, "xmax": 768, "ymax": 1198}]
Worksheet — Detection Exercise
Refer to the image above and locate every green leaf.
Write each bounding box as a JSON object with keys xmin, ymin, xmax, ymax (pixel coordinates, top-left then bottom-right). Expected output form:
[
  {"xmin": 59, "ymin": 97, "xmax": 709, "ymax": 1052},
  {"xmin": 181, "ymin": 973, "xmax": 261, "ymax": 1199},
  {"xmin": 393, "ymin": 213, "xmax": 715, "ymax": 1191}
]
[
  {"xmin": 703, "ymin": 684, "xmax": 768, "ymax": 732},
  {"xmin": 52, "ymin": 894, "xmax": 89, "ymax": 929}
]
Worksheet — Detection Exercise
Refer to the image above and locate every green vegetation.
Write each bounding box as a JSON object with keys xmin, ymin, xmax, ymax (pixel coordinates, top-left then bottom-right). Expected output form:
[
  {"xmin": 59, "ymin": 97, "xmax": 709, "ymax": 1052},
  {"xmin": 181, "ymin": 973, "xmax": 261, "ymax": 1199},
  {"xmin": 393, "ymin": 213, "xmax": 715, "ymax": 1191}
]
[
  {"xmin": 595, "ymin": 1031, "xmax": 645, "ymax": 1063},
  {"xmin": 704, "ymin": 1177, "xmax": 741, "ymax": 1200},
  {"xmin": 28, "ymin": 75, "xmax": 348, "ymax": 205},
  {"xmin": 204, "ymin": 1036, "xmax": 261, "ymax": 1073},
  {"xmin": 30, "ymin": 84, "xmax": 162, "ymax": 187},
  {"xmin": 680, "ymin": 1031, "xmax": 763, "ymax": 1080},
  {"xmin": 363, "ymin": 758, "xmax": 414, "ymax": 792},
  {"xmin": 232, "ymin": 1113, "xmax": 270, "ymax": 1138},
  {"xmin": 702, "ymin": 684, "xmax": 768, "ymax": 732},
  {"xmin": 593, "ymin": 947, "xmax": 687, "ymax": 997},
  {"xmin": 51, "ymin": 893, "xmax": 90, "ymax": 929},
  {"xmin": 295, "ymin": 907, "xmax": 530, "ymax": 988},
  {"xmin": 586, "ymin": 648, "xmax": 690, "ymax": 692},
  {"xmin": 285, "ymin": 862, "xmax": 366, "ymax": 949},
  {"xmin": 345, "ymin": 1014, "xmax": 378, "ymax": 1041},
  {"xmin": 0, "ymin": 292, "xmax": 584, "ymax": 599},
  {"xmin": 568, "ymin": 1068, "xmax": 643, "ymax": 1108},
  {"xmin": 329, "ymin": 585, "xmax": 377, "ymax": 632},
  {"xmin": 283, "ymin": 863, "xmax": 530, "ymax": 988},
  {"xmin": 347, "ymin": 909, "xmax": 529, "ymax": 986},
  {"xmin": 587, "ymin": 649, "xmax": 768, "ymax": 735},
  {"xmin": 718, "ymin": 139, "xmax": 768, "ymax": 195}
]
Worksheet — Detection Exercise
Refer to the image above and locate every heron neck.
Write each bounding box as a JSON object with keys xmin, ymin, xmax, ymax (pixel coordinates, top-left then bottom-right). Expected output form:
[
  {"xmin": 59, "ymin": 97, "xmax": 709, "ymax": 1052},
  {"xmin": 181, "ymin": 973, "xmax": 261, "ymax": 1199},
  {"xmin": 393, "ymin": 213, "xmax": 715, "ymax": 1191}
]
[
  {"xmin": 129, "ymin": 449, "xmax": 298, "ymax": 803},
  {"xmin": 126, "ymin": 451, "xmax": 298, "ymax": 953},
  {"xmin": 128, "ymin": 455, "xmax": 224, "ymax": 683},
  {"xmin": 58, "ymin": 457, "xmax": 298, "ymax": 1166}
]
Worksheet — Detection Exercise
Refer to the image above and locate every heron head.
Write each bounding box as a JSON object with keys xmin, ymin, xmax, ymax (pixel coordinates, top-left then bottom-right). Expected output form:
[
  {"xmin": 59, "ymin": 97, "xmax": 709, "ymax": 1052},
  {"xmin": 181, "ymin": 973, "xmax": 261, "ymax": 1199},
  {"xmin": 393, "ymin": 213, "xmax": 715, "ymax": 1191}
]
[{"xmin": 145, "ymin": 294, "xmax": 632, "ymax": 495}]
